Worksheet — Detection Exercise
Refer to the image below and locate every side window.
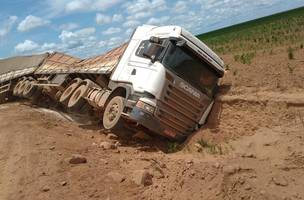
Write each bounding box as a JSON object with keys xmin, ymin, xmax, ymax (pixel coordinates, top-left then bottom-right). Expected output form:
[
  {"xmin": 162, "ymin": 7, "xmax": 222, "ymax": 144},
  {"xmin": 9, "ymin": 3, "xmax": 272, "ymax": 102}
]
[
  {"xmin": 135, "ymin": 39, "xmax": 166, "ymax": 60},
  {"xmin": 135, "ymin": 40, "xmax": 151, "ymax": 58}
]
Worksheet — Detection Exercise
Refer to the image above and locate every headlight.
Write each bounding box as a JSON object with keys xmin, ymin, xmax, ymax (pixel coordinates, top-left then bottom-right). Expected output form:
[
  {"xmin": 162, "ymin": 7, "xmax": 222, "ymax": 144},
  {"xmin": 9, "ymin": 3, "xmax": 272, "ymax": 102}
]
[{"xmin": 136, "ymin": 100, "xmax": 155, "ymax": 114}]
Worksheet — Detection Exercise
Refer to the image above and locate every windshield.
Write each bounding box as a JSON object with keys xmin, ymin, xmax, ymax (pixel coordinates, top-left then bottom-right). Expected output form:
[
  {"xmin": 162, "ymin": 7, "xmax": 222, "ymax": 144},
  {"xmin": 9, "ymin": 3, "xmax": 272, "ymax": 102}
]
[{"xmin": 162, "ymin": 42, "xmax": 219, "ymax": 97}]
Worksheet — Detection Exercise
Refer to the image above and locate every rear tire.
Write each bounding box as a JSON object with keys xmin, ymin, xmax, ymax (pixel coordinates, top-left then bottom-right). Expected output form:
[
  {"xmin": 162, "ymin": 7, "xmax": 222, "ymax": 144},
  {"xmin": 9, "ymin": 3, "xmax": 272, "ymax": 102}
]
[
  {"xmin": 102, "ymin": 96, "xmax": 125, "ymax": 130},
  {"xmin": 59, "ymin": 79, "xmax": 82, "ymax": 105},
  {"xmin": 13, "ymin": 81, "xmax": 24, "ymax": 96},
  {"xmin": 17, "ymin": 80, "xmax": 29, "ymax": 97},
  {"xmin": 67, "ymin": 84, "xmax": 89, "ymax": 112},
  {"xmin": 22, "ymin": 81, "xmax": 38, "ymax": 99}
]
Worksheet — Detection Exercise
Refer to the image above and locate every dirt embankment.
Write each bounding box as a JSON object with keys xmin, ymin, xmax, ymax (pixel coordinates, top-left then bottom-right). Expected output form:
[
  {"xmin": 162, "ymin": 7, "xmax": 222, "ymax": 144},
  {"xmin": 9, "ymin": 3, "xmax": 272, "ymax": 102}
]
[{"xmin": 0, "ymin": 46, "xmax": 304, "ymax": 200}]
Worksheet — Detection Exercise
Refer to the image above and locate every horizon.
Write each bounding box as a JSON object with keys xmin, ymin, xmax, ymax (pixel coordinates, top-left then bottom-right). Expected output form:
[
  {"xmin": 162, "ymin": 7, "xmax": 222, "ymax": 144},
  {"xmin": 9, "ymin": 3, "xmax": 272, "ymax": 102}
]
[{"xmin": 0, "ymin": 0, "xmax": 303, "ymax": 59}]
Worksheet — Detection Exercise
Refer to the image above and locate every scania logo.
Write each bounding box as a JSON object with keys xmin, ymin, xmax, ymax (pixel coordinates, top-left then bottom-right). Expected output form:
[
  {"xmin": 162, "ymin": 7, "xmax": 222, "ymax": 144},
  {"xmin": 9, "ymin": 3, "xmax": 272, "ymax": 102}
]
[{"xmin": 179, "ymin": 82, "xmax": 200, "ymax": 99}]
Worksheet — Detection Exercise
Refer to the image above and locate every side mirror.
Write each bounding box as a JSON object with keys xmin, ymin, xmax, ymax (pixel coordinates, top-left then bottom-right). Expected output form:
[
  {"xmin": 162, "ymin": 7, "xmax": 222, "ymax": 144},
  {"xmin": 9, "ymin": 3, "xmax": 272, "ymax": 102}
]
[
  {"xmin": 169, "ymin": 37, "xmax": 187, "ymax": 47},
  {"xmin": 150, "ymin": 36, "xmax": 161, "ymax": 44},
  {"xmin": 143, "ymin": 43, "xmax": 164, "ymax": 63},
  {"xmin": 176, "ymin": 40, "xmax": 186, "ymax": 47}
]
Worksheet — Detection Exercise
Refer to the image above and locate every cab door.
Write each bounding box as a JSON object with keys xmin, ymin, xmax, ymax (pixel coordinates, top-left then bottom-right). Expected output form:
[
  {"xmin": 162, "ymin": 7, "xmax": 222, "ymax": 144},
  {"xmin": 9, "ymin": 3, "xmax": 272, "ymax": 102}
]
[{"xmin": 126, "ymin": 40, "xmax": 157, "ymax": 92}]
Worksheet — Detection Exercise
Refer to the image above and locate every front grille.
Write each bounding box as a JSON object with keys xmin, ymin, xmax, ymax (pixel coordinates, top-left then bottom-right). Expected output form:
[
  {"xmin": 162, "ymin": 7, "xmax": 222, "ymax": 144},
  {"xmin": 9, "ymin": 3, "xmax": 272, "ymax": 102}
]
[{"xmin": 156, "ymin": 74, "xmax": 211, "ymax": 136}]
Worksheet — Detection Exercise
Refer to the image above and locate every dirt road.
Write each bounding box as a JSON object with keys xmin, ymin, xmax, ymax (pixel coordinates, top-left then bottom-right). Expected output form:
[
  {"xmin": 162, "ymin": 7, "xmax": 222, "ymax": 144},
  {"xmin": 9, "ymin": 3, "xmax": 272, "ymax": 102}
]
[{"xmin": 0, "ymin": 98, "xmax": 303, "ymax": 200}]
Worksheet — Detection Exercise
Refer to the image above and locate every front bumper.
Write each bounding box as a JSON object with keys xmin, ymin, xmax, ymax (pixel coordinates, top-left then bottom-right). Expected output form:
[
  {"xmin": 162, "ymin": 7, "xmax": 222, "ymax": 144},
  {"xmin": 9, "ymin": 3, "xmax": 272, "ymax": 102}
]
[{"xmin": 128, "ymin": 106, "xmax": 186, "ymax": 141}]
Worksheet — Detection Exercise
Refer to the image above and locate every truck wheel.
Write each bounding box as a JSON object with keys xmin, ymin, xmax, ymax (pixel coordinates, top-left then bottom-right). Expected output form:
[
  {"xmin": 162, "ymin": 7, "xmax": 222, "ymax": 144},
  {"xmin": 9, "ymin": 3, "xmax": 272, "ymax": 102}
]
[
  {"xmin": 67, "ymin": 84, "xmax": 88, "ymax": 112},
  {"xmin": 17, "ymin": 80, "xmax": 29, "ymax": 97},
  {"xmin": 22, "ymin": 81, "xmax": 37, "ymax": 99},
  {"xmin": 13, "ymin": 81, "xmax": 24, "ymax": 96},
  {"xmin": 59, "ymin": 81, "xmax": 81, "ymax": 105},
  {"xmin": 103, "ymin": 96, "xmax": 125, "ymax": 130}
]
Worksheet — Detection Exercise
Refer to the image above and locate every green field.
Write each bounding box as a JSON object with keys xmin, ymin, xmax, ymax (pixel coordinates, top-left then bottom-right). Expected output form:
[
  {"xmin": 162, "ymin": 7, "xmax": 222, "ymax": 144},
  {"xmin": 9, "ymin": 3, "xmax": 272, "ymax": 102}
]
[{"xmin": 197, "ymin": 6, "xmax": 304, "ymax": 54}]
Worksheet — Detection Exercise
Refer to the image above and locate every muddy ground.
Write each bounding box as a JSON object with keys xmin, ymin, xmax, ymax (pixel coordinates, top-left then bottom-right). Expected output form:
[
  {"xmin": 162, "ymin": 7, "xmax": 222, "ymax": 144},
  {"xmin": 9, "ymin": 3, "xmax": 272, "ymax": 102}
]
[{"xmin": 0, "ymin": 46, "xmax": 304, "ymax": 200}]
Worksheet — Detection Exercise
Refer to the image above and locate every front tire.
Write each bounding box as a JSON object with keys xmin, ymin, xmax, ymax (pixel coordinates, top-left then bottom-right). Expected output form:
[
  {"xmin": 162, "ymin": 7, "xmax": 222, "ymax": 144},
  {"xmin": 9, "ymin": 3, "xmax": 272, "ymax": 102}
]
[{"xmin": 102, "ymin": 96, "xmax": 125, "ymax": 130}]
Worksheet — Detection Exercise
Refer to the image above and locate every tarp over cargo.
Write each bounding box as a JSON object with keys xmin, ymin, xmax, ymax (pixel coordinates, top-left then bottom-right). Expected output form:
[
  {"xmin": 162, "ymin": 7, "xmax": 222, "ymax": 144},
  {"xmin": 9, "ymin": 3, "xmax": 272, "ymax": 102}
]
[
  {"xmin": 35, "ymin": 52, "xmax": 81, "ymax": 74},
  {"xmin": 69, "ymin": 43, "xmax": 128, "ymax": 74},
  {"xmin": 0, "ymin": 43, "xmax": 128, "ymax": 84},
  {"xmin": 0, "ymin": 54, "xmax": 48, "ymax": 84}
]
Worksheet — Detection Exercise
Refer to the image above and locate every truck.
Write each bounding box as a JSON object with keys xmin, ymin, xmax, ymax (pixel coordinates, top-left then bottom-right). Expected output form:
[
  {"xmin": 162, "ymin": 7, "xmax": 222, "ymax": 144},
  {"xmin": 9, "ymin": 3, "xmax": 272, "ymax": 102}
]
[{"xmin": 0, "ymin": 25, "xmax": 225, "ymax": 142}]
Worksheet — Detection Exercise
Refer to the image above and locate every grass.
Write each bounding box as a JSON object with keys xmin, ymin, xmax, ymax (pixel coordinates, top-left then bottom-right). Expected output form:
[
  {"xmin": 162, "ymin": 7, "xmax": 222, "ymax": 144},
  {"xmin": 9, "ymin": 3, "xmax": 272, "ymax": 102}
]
[
  {"xmin": 234, "ymin": 52, "xmax": 256, "ymax": 64},
  {"xmin": 197, "ymin": 6, "xmax": 304, "ymax": 54},
  {"xmin": 167, "ymin": 142, "xmax": 179, "ymax": 153},
  {"xmin": 196, "ymin": 139, "xmax": 223, "ymax": 155}
]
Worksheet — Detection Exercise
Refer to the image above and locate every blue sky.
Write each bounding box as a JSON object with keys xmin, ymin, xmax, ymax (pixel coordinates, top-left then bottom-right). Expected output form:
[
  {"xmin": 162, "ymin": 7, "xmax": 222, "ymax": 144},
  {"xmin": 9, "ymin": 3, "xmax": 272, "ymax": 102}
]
[{"xmin": 0, "ymin": 0, "xmax": 303, "ymax": 59}]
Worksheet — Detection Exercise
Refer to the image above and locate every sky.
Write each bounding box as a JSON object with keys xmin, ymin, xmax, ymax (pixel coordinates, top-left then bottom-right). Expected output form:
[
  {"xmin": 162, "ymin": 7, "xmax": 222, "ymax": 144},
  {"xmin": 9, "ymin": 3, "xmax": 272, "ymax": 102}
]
[{"xmin": 0, "ymin": 0, "xmax": 303, "ymax": 59}]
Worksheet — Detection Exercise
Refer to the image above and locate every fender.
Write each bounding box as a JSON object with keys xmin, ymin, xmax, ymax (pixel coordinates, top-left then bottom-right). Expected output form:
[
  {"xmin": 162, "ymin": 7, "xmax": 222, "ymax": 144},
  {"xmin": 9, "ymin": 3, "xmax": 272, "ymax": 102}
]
[{"xmin": 108, "ymin": 81, "xmax": 134, "ymax": 98}]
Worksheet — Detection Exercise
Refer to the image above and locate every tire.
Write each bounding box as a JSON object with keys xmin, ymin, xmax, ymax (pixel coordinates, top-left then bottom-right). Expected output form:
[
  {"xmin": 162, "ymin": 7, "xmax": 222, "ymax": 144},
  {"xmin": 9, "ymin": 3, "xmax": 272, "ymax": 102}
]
[
  {"xmin": 67, "ymin": 84, "xmax": 89, "ymax": 112},
  {"xmin": 102, "ymin": 96, "xmax": 125, "ymax": 130},
  {"xmin": 17, "ymin": 80, "xmax": 29, "ymax": 97},
  {"xmin": 13, "ymin": 81, "xmax": 24, "ymax": 96},
  {"xmin": 22, "ymin": 81, "xmax": 38, "ymax": 99},
  {"xmin": 59, "ymin": 81, "xmax": 81, "ymax": 105}
]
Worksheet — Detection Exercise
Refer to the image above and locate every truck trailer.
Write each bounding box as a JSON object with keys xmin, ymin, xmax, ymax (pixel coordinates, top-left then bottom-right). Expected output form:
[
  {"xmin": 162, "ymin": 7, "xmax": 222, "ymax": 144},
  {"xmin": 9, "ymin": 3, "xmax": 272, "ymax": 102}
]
[{"xmin": 0, "ymin": 25, "xmax": 225, "ymax": 141}]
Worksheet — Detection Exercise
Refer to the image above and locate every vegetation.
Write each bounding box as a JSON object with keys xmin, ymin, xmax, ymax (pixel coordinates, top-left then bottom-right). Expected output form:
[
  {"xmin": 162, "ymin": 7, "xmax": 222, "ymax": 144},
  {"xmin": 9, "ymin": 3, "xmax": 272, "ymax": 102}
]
[
  {"xmin": 196, "ymin": 139, "xmax": 223, "ymax": 155},
  {"xmin": 167, "ymin": 142, "xmax": 179, "ymax": 153},
  {"xmin": 234, "ymin": 52, "xmax": 256, "ymax": 64},
  {"xmin": 197, "ymin": 7, "xmax": 304, "ymax": 54}
]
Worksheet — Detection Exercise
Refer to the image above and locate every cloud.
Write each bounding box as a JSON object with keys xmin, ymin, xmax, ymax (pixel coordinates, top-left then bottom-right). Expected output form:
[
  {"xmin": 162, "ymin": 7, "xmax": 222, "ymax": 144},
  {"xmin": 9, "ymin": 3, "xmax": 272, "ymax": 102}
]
[
  {"xmin": 123, "ymin": 20, "xmax": 140, "ymax": 28},
  {"xmin": 123, "ymin": 0, "xmax": 167, "ymax": 24},
  {"xmin": 65, "ymin": 0, "xmax": 122, "ymax": 13},
  {"xmin": 43, "ymin": 0, "xmax": 122, "ymax": 18},
  {"xmin": 15, "ymin": 40, "xmax": 39, "ymax": 53},
  {"xmin": 59, "ymin": 23, "xmax": 80, "ymax": 30},
  {"xmin": 0, "ymin": 16, "xmax": 18, "ymax": 40},
  {"xmin": 59, "ymin": 27, "xmax": 96, "ymax": 49},
  {"xmin": 102, "ymin": 27, "xmax": 121, "ymax": 35},
  {"xmin": 174, "ymin": 1, "xmax": 188, "ymax": 13},
  {"xmin": 96, "ymin": 13, "xmax": 112, "ymax": 25},
  {"xmin": 40, "ymin": 43, "xmax": 57, "ymax": 52},
  {"xmin": 96, "ymin": 13, "xmax": 124, "ymax": 25},
  {"xmin": 147, "ymin": 16, "xmax": 169, "ymax": 26},
  {"xmin": 112, "ymin": 14, "xmax": 123, "ymax": 22},
  {"xmin": 127, "ymin": 11, "xmax": 152, "ymax": 21},
  {"xmin": 17, "ymin": 15, "xmax": 50, "ymax": 32},
  {"xmin": 124, "ymin": 0, "xmax": 167, "ymax": 14},
  {"xmin": 107, "ymin": 36, "xmax": 123, "ymax": 48}
]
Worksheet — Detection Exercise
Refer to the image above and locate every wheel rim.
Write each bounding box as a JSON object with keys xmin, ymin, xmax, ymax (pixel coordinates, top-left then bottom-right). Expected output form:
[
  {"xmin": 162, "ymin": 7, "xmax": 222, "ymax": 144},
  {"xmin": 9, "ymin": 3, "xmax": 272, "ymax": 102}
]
[
  {"xmin": 67, "ymin": 85, "xmax": 87, "ymax": 108},
  {"xmin": 13, "ymin": 81, "xmax": 23, "ymax": 95},
  {"xmin": 18, "ymin": 81, "xmax": 29, "ymax": 96},
  {"xmin": 60, "ymin": 83, "xmax": 78, "ymax": 103},
  {"xmin": 23, "ymin": 82, "xmax": 33, "ymax": 94},
  {"xmin": 103, "ymin": 96, "xmax": 124, "ymax": 129},
  {"xmin": 106, "ymin": 103, "xmax": 119, "ymax": 122}
]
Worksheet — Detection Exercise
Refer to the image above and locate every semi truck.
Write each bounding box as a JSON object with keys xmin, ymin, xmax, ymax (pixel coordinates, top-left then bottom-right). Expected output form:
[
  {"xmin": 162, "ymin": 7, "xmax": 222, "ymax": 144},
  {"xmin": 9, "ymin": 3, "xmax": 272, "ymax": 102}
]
[{"xmin": 0, "ymin": 25, "xmax": 225, "ymax": 141}]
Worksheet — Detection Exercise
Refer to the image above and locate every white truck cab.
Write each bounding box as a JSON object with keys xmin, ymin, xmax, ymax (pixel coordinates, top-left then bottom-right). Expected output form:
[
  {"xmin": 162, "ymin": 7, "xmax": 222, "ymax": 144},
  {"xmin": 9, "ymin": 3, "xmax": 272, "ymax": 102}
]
[{"xmin": 108, "ymin": 25, "xmax": 225, "ymax": 141}]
